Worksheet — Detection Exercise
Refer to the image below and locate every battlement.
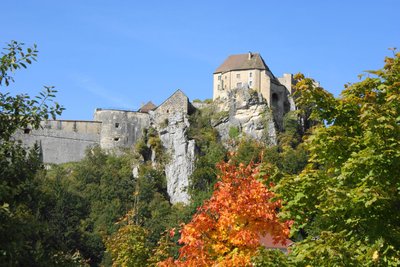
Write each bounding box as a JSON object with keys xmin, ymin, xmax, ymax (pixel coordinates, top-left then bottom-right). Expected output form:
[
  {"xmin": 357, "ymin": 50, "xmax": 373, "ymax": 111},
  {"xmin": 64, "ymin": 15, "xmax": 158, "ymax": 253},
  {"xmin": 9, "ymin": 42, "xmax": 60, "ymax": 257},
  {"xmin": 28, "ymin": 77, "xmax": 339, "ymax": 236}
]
[{"xmin": 15, "ymin": 90, "xmax": 193, "ymax": 164}]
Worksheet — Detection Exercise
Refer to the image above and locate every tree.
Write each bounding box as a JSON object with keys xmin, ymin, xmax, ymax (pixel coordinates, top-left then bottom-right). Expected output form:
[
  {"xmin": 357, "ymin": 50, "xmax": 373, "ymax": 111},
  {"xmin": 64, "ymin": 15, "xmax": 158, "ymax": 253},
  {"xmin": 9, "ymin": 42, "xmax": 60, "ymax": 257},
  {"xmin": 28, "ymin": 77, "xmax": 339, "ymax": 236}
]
[
  {"xmin": 0, "ymin": 41, "xmax": 65, "ymax": 265},
  {"xmin": 160, "ymin": 160, "xmax": 292, "ymax": 266},
  {"xmin": 277, "ymin": 51, "xmax": 400, "ymax": 265},
  {"xmin": 0, "ymin": 40, "xmax": 64, "ymax": 141},
  {"xmin": 105, "ymin": 211, "xmax": 150, "ymax": 267},
  {"xmin": 291, "ymin": 73, "xmax": 335, "ymax": 135}
]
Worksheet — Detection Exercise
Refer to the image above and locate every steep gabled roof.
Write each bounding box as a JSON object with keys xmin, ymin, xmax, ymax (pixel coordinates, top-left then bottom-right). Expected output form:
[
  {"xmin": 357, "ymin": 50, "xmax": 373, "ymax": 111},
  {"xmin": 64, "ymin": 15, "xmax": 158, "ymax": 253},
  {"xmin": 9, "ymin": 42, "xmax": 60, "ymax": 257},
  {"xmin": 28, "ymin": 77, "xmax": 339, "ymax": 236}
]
[
  {"xmin": 138, "ymin": 101, "xmax": 157, "ymax": 113},
  {"xmin": 214, "ymin": 53, "xmax": 271, "ymax": 73}
]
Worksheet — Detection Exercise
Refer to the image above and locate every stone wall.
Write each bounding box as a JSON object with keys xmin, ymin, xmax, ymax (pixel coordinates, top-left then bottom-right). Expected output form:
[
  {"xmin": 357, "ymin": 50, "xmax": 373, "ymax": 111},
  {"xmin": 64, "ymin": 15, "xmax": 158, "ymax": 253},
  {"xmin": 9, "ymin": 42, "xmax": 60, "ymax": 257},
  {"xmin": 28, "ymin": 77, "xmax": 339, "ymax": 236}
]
[
  {"xmin": 94, "ymin": 109, "xmax": 150, "ymax": 150},
  {"xmin": 152, "ymin": 90, "xmax": 190, "ymax": 125},
  {"xmin": 14, "ymin": 120, "xmax": 101, "ymax": 164},
  {"xmin": 214, "ymin": 69, "xmax": 264, "ymax": 99}
]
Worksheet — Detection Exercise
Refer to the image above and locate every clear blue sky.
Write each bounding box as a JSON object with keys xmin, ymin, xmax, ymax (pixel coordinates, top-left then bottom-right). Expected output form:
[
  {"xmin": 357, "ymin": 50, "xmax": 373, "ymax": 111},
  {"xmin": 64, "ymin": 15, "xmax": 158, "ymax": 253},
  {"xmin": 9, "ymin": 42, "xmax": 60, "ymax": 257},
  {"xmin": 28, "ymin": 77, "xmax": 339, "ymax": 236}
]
[{"xmin": 2, "ymin": 1, "xmax": 399, "ymax": 120}]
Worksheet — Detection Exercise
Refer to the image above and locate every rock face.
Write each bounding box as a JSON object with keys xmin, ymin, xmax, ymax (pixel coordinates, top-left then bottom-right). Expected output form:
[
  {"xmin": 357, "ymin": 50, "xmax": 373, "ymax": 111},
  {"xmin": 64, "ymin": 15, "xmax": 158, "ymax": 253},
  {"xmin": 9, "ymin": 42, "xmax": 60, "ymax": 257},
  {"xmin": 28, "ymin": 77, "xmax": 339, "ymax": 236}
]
[
  {"xmin": 212, "ymin": 88, "xmax": 277, "ymax": 145},
  {"xmin": 156, "ymin": 112, "xmax": 195, "ymax": 204}
]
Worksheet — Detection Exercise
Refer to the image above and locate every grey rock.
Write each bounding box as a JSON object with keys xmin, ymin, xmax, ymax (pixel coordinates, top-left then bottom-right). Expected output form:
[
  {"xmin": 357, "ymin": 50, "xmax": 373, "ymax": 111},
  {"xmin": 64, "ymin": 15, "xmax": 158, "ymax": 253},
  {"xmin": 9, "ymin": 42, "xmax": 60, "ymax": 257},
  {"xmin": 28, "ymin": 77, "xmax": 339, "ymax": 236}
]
[
  {"xmin": 213, "ymin": 88, "xmax": 277, "ymax": 145},
  {"xmin": 155, "ymin": 112, "xmax": 195, "ymax": 204}
]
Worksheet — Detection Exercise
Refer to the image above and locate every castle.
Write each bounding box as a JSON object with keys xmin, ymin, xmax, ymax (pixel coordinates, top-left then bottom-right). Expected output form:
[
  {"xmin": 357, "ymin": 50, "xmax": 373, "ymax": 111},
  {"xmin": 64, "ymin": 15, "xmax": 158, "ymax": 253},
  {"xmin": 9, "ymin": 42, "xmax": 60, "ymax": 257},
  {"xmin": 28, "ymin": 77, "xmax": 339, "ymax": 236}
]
[
  {"xmin": 15, "ymin": 52, "xmax": 294, "ymax": 203},
  {"xmin": 15, "ymin": 90, "xmax": 193, "ymax": 164},
  {"xmin": 213, "ymin": 52, "xmax": 294, "ymax": 110},
  {"xmin": 16, "ymin": 52, "xmax": 294, "ymax": 165}
]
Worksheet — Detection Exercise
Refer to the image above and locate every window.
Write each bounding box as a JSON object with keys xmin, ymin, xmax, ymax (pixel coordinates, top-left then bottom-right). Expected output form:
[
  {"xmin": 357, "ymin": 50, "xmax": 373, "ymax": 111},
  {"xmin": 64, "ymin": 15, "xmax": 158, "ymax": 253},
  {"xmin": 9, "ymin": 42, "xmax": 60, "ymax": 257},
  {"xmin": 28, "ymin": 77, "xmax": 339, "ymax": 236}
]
[
  {"xmin": 249, "ymin": 72, "xmax": 253, "ymax": 78},
  {"xmin": 249, "ymin": 81, "xmax": 253, "ymax": 87},
  {"xmin": 115, "ymin": 123, "xmax": 120, "ymax": 128},
  {"xmin": 218, "ymin": 85, "xmax": 220, "ymax": 90},
  {"xmin": 114, "ymin": 137, "xmax": 120, "ymax": 141},
  {"xmin": 237, "ymin": 82, "xmax": 242, "ymax": 88},
  {"xmin": 236, "ymin": 74, "xmax": 240, "ymax": 79},
  {"xmin": 218, "ymin": 75, "xmax": 221, "ymax": 81},
  {"xmin": 24, "ymin": 128, "xmax": 31, "ymax": 134}
]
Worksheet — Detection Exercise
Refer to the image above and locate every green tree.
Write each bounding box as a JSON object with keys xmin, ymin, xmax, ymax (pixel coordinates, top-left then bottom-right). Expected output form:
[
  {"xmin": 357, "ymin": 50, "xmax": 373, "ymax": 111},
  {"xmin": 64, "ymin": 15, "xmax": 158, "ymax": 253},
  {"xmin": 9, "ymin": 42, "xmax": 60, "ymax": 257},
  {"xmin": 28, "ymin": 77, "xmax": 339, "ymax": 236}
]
[
  {"xmin": 105, "ymin": 212, "xmax": 150, "ymax": 267},
  {"xmin": 0, "ymin": 41, "xmax": 66, "ymax": 266},
  {"xmin": 291, "ymin": 73, "xmax": 334, "ymax": 135},
  {"xmin": 187, "ymin": 106, "xmax": 227, "ymax": 207},
  {"xmin": 278, "ymin": 51, "xmax": 400, "ymax": 266},
  {"xmin": 0, "ymin": 40, "xmax": 64, "ymax": 141}
]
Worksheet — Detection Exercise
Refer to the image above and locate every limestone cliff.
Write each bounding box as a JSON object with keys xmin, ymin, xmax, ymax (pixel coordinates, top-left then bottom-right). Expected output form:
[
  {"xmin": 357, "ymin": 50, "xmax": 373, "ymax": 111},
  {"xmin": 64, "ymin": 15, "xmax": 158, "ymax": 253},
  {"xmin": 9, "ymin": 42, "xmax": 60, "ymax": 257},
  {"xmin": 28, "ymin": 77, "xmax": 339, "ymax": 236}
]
[
  {"xmin": 154, "ymin": 112, "xmax": 195, "ymax": 204},
  {"xmin": 211, "ymin": 88, "xmax": 277, "ymax": 145}
]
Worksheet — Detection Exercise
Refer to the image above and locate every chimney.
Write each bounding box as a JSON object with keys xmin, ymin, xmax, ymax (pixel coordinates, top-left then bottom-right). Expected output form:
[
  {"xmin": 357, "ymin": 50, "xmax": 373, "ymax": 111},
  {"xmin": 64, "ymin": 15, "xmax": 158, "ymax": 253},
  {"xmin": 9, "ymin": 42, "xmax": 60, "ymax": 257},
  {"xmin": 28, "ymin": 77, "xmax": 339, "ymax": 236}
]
[{"xmin": 248, "ymin": 51, "xmax": 252, "ymax": 60}]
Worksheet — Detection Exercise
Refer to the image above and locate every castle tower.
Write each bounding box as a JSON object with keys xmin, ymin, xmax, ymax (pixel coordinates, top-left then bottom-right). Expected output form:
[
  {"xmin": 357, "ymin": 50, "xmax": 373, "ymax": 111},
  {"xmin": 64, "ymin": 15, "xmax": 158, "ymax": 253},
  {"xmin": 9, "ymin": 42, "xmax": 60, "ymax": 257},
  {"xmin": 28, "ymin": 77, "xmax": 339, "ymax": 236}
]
[{"xmin": 213, "ymin": 52, "xmax": 292, "ymax": 109}]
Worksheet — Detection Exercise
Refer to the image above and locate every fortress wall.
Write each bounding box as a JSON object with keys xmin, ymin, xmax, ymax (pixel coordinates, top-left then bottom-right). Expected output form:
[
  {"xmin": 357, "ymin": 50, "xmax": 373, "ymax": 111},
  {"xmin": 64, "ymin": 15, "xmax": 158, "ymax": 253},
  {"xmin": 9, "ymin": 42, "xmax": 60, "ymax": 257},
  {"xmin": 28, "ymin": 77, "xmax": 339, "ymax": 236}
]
[
  {"xmin": 14, "ymin": 120, "xmax": 102, "ymax": 164},
  {"xmin": 94, "ymin": 109, "xmax": 150, "ymax": 150},
  {"xmin": 260, "ymin": 73, "xmax": 272, "ymax": 106},
  {"xmin": 153, "ymin": 90, "xmax": 189, "ymax": 124}
]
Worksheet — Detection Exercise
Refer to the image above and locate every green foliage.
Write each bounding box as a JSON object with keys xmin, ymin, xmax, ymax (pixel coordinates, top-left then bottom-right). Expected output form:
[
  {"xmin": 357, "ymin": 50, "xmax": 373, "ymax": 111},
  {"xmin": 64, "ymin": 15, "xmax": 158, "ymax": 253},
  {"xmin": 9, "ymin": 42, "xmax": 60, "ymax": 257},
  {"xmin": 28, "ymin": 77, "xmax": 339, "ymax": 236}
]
[
  {"xmin": 135, "ymin": 127, "xmax": 168, "ymax": 166},
  {"xmin": 73, "ymin": 147, "xmax": 135, "ymax": 235},
  {"xmin": 147, "ymin": 229, "xmax": 178, "ymax": 266},
  {"xmin": 292, "ymin": 73, "xmax": 335, "ymax": 134},
  {"xmin": 0, "ymin": 41, "xmax": 64, "ymax": 142},
  {"xmin": 0, "ymin": 41, "xmax": 70, "ymax": 266},
  {"xmin": 230, "ymin": 137, "xmax": 264, "ymax": 166},
  {"xmin": 211, "ymin": 110, "xmax": 229, "ymax": 122},
  {"xmin": 252, "ymin": 247, "xmax": 290, "ymax": 267},
  {"xmin": 228, "ymin": 125, "xmax": 240, "ymax": 139},
  {"xmin": 277, "ymin": 52, "xmax": 400, "ymax": 265},
  {"xmin": 135, "ymin": 139, "xmax": 149, "ymax": 159},
  {"xmin": 0, "ymin": 144, "xmax": 51, "ymax": 265},
  {"xmin": 187, "ymin": 107, "xmax": 227, "ymax": 206},
  {"xmin": 105, "ymin": 220, "xmax": 150, "ymax": 267},
  {"xmin": 188, "ymin": 107, "xmax": 220, "ymax": 149},
  {"xmin": 43, "ymin": 148, "xmax": 189, "ymax": 266},
  {"xmin": 24, "ymin": 147, "xmax": 138, "ymax": 265}
]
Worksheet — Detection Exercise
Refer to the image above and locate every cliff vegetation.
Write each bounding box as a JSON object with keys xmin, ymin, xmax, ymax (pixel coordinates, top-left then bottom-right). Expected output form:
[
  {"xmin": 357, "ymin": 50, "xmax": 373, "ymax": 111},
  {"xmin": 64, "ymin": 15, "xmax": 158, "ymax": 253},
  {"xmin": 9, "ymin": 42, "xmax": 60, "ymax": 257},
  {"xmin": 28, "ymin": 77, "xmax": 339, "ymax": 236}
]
[{"xmin": 1, "ymin": 41, "xmax": 399, "ymax": 266}]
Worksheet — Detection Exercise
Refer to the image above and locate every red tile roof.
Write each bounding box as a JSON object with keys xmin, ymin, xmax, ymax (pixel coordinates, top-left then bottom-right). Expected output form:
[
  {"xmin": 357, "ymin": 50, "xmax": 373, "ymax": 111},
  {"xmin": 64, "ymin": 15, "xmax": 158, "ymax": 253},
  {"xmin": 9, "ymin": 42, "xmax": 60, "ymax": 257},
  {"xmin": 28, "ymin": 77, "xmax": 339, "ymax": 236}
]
[
  {"xmin": 259, "ymin": 233, "xmax": 293, "ymax": 250},
  {"xmin": 214, "ymin": 53, "xmax": 270, "ymax": 73}
]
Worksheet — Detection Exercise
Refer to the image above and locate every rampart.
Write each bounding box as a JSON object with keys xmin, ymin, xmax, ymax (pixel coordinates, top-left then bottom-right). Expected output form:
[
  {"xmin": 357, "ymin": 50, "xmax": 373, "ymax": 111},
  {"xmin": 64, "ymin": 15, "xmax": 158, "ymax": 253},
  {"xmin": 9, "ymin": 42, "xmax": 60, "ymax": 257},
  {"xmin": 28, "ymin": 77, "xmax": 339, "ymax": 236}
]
[
  {"xmin": 94, "ymin": 109, "xmax": 150, "ymax": 150},
  {"xmin": 14, "ymin": 120, "xmax": 101, "ymax": 164}
]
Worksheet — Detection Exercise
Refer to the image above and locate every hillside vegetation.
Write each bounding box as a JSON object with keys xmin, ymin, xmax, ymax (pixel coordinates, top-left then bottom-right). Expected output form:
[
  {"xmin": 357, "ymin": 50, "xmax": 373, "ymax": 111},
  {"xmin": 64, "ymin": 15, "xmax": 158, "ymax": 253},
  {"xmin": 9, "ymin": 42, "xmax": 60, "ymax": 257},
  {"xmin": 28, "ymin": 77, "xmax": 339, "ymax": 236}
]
[{"xmin": 1, "ymin": 41, "xmax": 399, "ymax": 266}]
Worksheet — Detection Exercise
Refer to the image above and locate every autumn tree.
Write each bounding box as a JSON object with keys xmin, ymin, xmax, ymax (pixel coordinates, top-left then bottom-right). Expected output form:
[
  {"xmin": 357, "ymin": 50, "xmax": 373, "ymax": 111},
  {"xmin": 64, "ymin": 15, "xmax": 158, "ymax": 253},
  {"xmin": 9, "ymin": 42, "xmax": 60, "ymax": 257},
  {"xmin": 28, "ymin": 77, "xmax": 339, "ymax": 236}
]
[
  {"xmin": 277, "ymin": 51, "xmax": 400, "ymax": 265},
  {"xmin": 160, "ymin": 159, "xmax": 292, "ymax": 266}
]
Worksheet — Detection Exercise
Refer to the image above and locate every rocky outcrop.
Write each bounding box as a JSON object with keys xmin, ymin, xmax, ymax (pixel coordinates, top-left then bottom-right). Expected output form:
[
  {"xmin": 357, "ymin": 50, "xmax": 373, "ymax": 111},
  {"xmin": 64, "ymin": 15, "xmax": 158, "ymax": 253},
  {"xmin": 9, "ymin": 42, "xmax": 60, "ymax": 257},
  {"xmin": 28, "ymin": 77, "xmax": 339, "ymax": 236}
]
[
  {"xmin": 212, "ymin": 88, "xmax": 277, "ymax": 145},
  {"xmin": 155, "ymin": 112, "xmax": 195, "ymax": 204}
]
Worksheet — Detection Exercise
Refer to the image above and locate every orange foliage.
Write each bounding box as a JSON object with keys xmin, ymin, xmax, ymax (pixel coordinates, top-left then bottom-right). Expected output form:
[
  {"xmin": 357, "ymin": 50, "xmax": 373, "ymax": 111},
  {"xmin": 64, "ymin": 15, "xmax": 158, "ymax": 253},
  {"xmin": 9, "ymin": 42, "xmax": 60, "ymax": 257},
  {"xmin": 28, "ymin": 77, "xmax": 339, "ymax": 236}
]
[{"xmin": 159, "ymin": 161, "xmax": 292, "ymax": 266}]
